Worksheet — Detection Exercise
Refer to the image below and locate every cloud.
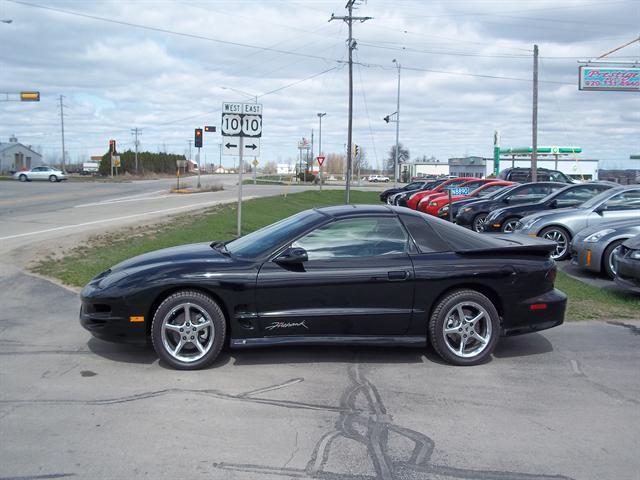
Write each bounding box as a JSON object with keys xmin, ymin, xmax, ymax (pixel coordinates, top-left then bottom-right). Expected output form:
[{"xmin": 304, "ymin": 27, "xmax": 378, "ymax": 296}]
[{"xmin": 0, "ymin": 0, "xmax": 638, "ymax": 169}]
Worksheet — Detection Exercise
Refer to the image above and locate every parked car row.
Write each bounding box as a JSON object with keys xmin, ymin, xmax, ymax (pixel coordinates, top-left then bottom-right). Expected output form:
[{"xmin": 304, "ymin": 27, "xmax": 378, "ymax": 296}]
[{"xmin": 379, "ymin": 174, "xmax": 640, "ymax": 294}]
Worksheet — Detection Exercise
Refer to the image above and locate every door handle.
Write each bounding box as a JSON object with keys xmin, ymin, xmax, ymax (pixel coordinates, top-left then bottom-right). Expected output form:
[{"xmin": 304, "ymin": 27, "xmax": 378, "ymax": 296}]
[{"xmin": 388, "ymin": 270, "xmax": 409, "ymax": 281}]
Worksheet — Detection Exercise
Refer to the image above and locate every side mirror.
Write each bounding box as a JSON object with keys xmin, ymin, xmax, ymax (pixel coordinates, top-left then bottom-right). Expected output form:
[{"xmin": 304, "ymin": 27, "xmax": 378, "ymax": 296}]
[
  {"xmin": 549, "ymin": 199, "xmax": 558, "ymax": 209},
  {"xmin": 503, "ymin": 196, "xmax": 511, "ymax": 204},
  {"xmin": 594, "ymin": 204, "xmax": 607, "ymax": 215},
  {"xmin": 275, "ymin": 247, "xmax": 308, "ymax": 264}
]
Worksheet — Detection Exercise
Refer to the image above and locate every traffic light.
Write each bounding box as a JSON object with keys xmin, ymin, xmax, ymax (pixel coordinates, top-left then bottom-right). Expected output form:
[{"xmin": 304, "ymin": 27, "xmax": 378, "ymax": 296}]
[
  {"xmin": 353, "ymin": 144, "xmax": 360, "ymax": 158},
  {"xmin": 20, "ymin": 91, "xmax": 40, "ymax": 102},
  {"xmin": 194, "ymin": 128, "xmax": 203, "ymax": 148},
  {"xmin": 109, "ymin": 139, "xmax": 116, "ymax": 155},
  {"xmin": 204, "ymin": 126, "xmax": 216, "ymax": 132}
]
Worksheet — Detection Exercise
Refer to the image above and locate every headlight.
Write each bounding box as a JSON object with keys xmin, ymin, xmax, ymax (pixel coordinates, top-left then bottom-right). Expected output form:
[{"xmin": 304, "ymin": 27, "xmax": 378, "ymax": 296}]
[
  {"xmin": 440, "ymin": 205, "xmax": 449, "ymax": 212},
  {"xmin": 429, "ymin": 201, "xmax": 438, "ymax": 206},
  {"xmin": 630, "ymin": 250, "xmax": 640, "ymax": 260},
  {"xmin": 584, "ymin": 229, "xmax": 615, "ymax": 243}
]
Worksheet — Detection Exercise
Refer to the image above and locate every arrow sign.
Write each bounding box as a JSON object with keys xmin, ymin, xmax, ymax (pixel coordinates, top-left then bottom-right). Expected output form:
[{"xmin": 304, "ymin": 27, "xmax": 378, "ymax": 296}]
[
  {"xmin": 246, "ymin": 143, "xmax": 258, "ymax": 150},
  {"xmin": 222, "ymin": 136, "xmax": 241, "ymax": 156}
]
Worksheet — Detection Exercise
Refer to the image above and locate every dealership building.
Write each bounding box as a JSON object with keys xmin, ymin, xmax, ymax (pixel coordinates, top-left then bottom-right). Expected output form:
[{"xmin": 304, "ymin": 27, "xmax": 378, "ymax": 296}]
[{"xmin": 407, "ymin": 147, "xmax": 600, "ymax": 181}]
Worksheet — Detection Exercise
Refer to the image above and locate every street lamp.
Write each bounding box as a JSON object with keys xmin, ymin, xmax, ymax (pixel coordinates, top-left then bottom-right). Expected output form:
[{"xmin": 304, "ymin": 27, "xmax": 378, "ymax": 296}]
[
  {"xmin": 1, "ymin": 19, "xmax": 12, "ymax": 23},
  {"xmin": 220, "ymin": 86, "xmax": 257, "ymax": 103},
  {"xmin": 392, "ymin": 59, "xmax": 401, "ymax": 187},
  {"xmin": 317, "ymin": 113, "xmax": 326, "ymax": 191}
]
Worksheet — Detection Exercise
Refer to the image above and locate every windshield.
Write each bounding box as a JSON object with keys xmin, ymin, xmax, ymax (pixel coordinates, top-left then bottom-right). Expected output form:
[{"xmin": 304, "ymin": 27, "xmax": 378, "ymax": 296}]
[{"xmin": 225, "ymin": 210, "xmax": 322, "ymax": 258}]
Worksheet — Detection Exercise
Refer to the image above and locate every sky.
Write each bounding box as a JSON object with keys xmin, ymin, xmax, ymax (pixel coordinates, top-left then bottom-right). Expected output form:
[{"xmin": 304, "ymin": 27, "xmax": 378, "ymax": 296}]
[{"xmin": 0, "ymin": 0, "xmax": 639, "ymax": 170}]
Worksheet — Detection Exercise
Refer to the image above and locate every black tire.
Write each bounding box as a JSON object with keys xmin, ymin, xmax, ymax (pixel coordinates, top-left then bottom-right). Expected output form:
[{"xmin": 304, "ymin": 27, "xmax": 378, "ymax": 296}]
[
  {"xmin": 603, "ymin": 239, "xmax": 626, "ymax": 279},
  {"xmin": 151, "ymin": 290, "xmax": 226, "ymax": 370},
  {"xmin": 540, "ymin": 226, "xmax": 571, "ymax": 261},
  {"xmin": 501, "ymin": 217, "xmax": 520, "ymax": 233},
  {"xmin": 428, "ymin": 289, "xmax": 500, "ymax": 366},
  {"xmin": 19, "ymin": 174, "xmax": 27, "ymax": 182},
  {"xmin": 472, "ymin": 213, "xmax": 488, "ymax": 232},
  {"xmin": 49, "ymin": 175, "xmax": 58, "ymax": 182}
]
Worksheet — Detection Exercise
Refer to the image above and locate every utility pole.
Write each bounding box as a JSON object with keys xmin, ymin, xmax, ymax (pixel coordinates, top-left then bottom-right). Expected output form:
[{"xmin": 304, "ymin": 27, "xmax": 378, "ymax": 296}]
[
  {"xmin": 188, "ymin": 140, "xmax": 192, "ymax": 162},
  {"xmin": 59, "ymin": 95, "xmax": 66, "ymax": 173},
  {"xmin": 330, "ymin": 0, "xmax": 372, "ymax": 204},
  {"xmin": 218, "ymin": 142, "xmax": 222, "ymax": 171},
  {"xmin": 532, "ymin": 44, "xmax": 539, "ymax": 182},
  {"xmin": 318, "ymin": 112, "xmax": 326, "ymax": 191},
  {"xmin": 131, "ymin": 127, "xmax": 141, "ymax": 174},
  {"xmin": 393, "ymin": 59, "xmax": 401, "ymax": 187}
]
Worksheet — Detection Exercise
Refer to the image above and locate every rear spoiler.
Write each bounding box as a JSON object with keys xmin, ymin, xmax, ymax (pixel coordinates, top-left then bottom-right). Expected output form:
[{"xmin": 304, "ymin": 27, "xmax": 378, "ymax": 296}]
[{"xmin": 456, "ymin": 234, "xmax": 556, "ymax": 256}]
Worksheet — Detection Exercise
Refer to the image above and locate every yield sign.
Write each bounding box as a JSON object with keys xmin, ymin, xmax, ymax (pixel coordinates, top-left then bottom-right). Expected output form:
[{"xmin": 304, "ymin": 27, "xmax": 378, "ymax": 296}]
[{"xmin": 317, "ymin": 156, "xmax": 326, "ymax": 166}]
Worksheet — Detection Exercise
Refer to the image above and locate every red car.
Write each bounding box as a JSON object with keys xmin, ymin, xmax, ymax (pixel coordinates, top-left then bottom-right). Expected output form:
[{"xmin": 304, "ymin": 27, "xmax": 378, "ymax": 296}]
[
  {"xmin": 406, "ymin": 177, "xmax": 479, "ymax": 210},
  {"xmin": 418, "ymin": 181, "xmax": 515, "ymax": 216}
]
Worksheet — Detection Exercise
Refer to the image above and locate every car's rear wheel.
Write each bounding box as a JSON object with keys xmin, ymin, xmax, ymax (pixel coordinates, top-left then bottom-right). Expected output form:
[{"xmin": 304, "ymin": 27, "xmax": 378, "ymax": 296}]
[
  {"xmin": 151, "ymin": 290, "xmax": 226, "ymax": 370},
  {"xmin": 472, "ymin": 213, "xmax": 487, "ymax": 232},
  {"xmin": 428, "ymin": 289, "xmax": 500, "ymax": 366},
  {"xmin": 19, "ymin": 174, "xmax": 27, "ymax": 182},
  {"xmin": 540, "ymin": 226, "xmax": 571, "ymax": 260},
  {"xmin": 49, "ymin": 175, "xmax": 58, "ymax": 182},
  {"xmin": 501, "ymin": 217, "xmax": 520, "ymax": 233},
  {"xmin": 603, "ymin": 239, "xmax": 626, "ymax": 279}
]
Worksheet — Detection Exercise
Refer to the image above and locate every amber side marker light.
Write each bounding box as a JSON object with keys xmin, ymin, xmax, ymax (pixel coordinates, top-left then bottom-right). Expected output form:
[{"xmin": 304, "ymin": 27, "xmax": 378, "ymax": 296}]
[
  {"xmin": 130, "ymin": 316, "xmax": 144, "ymax": 323},
  {"xmin": 530, "ymin": 304, "xmax": 547, "ymax": 311},
  {"xmin": 586, "ymin": 250, "xmax": 592, "ymax": 266}
]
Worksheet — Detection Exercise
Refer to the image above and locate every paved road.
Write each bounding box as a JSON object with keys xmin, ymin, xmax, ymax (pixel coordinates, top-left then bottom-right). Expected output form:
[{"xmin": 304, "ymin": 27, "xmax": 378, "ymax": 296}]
[
  {"xmin": 0, "ymin": 266, "xmax": 638, "ymax": 479},
  {"xmin": 1, "ymin": 178, "xmax": 639, "ymax": 480}
]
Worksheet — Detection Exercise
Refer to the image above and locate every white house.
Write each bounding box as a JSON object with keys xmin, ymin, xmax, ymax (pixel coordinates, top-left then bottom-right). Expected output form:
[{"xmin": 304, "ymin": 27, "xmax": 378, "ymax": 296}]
[{"xmin": 0, "ymin": 136, "xmax": 43, "ymax": 174}]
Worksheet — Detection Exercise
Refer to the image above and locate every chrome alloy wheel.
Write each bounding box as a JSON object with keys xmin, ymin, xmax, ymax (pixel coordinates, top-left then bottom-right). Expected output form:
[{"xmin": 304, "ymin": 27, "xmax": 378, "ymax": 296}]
[
  {"xmin": 542, "ymin": 229, "xmax": 568, "ymax": 259},
  {"xmin": 502, "ymin": 219, "xmax": 519, "ymax": 233},
  {"xmin": 442, "ymin": 301, "xmax": 492, "ymax": 359},
  {"xmin": 160, "ymin": 302, "xmax": 215, "ymax": 363},
  {"xmin": 472, "ymin": 214, "xmax": 487, "ymax": 232},
  {"xmin": 609, "ymin": 245, "xmax": 623, "ymax": 276}
]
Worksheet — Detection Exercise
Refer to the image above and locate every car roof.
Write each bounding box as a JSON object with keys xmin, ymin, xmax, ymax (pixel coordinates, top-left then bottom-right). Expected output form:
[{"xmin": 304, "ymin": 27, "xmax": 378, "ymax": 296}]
[{"xmin": 315, "ymin": 204, "xmax": 395, "ymax": 217}]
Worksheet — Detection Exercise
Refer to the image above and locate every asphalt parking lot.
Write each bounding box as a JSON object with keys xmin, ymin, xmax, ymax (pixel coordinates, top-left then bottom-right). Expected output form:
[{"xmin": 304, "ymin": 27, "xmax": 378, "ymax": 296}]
[
  {"xmin": 1, "ymin": 179, "xmax": 639, "ymax": 480},
  {"xmin": 1, "ymin": 264, "xmax": 639, "ymax": 480}
]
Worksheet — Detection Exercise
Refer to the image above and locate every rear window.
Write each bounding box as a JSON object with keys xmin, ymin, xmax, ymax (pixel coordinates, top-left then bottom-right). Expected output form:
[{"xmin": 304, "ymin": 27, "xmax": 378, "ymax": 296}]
[{"xmin": 399, "ymin": 215, "xmax": 451, "ymax": 253}]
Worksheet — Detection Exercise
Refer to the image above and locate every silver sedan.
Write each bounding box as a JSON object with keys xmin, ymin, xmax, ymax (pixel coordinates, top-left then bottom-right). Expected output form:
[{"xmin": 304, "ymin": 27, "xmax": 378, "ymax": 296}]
[
  {"xmin": 571, "ymin": 220, "xmax": 640, "ymax": 279},
  {"xmin": 515, "ymin": 185, "xmax": 640, "ymax": 260},
  {"xmin": 13, "ymin": 166, "xmax": 68, "ymax": 182}
]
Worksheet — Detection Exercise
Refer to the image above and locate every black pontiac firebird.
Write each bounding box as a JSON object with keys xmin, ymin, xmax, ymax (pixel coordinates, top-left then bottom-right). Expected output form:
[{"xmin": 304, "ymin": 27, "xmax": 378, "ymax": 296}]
[{"xmin": 81, "ymin": 205, "xmax": 567, "ymax": 369}]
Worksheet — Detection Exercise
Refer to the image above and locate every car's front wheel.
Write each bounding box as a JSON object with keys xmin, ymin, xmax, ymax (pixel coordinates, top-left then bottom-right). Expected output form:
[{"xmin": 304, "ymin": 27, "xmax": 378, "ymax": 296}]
[
  {"xmin": 603, "ymin": 239, "xmax": 626, "ymax": 279},
  {"xmin": 151, "ymin": 290, "xmax": 226, "ymax": 370},
  {"xmin": 472, "ymin": 213, "xmax": 487, "ymax": 232},
  {"xmin": 428, "ymin": 289, "xmax": 500, "ymax": 366},
  {"xmin": 540, "ymin": 226, "xmax": 571, "ymax": 261},
  {"xmin": 501, "ymin": 217, "xmax": 520, "ymax": 233}
]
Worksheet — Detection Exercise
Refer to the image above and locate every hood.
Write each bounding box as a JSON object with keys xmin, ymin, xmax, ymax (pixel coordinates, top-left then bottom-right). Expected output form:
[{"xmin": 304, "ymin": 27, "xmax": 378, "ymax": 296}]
[
  {"xmin": 110, "ymin": 242, "xmax": 231, "ymax": 273},
  {"xmin": 519, "ymin": 206, "xmax": 584, "ymax": 224},
  {"xmin": 623, "ymin": 233, "xmax": 640, "ymax": 250},
  {"xmin": 573, "ymin": 219, "xmax": 640, "ymax": 243}
]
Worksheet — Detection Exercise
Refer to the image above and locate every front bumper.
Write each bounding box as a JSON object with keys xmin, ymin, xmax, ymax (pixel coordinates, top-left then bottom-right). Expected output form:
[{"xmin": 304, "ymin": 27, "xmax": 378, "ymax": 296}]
[
  {"xmin": 614, "ymin": 255, "xmax": 640, "ymax": 294},
  {"xmin": 570, "ymin": 243, "xmax": 601, "ymax": 273},
  {"xmin": 501, "ymin": 288, "xmax": 567, "ymax": 336},
  {"xmin": 80, "ymin": 295, "xmax": 148, "ymax": 345}
]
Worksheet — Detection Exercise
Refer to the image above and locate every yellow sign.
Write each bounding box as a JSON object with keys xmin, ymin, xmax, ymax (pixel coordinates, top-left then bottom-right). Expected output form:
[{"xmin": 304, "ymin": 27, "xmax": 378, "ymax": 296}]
[
  {"xmin": 114, "ymin": 156, "xmax": 121, "ymax": 168},
  {"xmin": 252, "ymin": 159, "xmax": 259, "ymax": 166}
]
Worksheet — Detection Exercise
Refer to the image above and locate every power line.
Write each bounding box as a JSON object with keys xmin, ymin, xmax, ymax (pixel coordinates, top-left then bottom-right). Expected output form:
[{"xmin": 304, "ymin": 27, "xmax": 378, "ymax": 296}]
[{"xmin": 7, "ymin": 0, "xmax": 341, "ymax": 64}]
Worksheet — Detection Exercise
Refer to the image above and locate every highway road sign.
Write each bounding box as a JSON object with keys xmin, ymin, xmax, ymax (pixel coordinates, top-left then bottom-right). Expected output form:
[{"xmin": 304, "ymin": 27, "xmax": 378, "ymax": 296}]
[{"xmin": 221, "ymin": 102, "xmax": 263, "ymax": 137}]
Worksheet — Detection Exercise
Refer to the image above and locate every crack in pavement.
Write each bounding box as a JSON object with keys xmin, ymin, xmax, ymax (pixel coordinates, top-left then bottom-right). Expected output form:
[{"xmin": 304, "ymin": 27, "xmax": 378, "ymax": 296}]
[{"xmin": 213, "ymin": 364, "xmax": 574, "ymax": 480}]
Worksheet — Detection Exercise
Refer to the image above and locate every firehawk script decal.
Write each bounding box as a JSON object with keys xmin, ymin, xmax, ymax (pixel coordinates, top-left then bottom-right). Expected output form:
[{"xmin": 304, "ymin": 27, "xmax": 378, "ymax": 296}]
[{"xmin": 265, "ymin": 321, "xmax": 309, "ymax": 331}]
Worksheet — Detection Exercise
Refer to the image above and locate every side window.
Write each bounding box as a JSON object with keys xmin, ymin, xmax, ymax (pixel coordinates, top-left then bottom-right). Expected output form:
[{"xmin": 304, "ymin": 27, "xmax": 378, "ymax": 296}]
[
  {"xmin": 399, "ymin": 215, "xmax": 450, "ymax": 253},
  {"xmin": 558, "ymin": 186, "xmax": 608, "ymax": 205},
  {"xmin": 603, "ymin": 191, "xmax": 640, "ymax": 211},
  {"xmin": 292, "ymin": 217, "xmax": 410, "ymax": 260},
  {"xmin": 508, "ymin": 184, "xmax": 550, "ymax": 201}
]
